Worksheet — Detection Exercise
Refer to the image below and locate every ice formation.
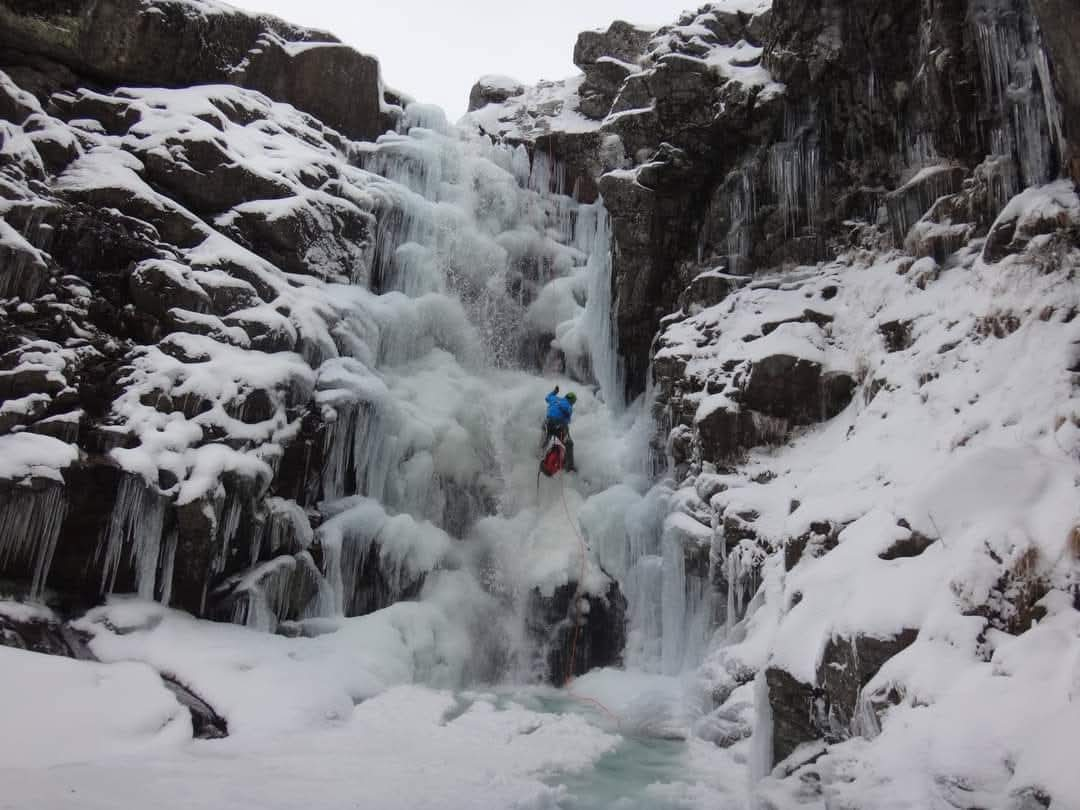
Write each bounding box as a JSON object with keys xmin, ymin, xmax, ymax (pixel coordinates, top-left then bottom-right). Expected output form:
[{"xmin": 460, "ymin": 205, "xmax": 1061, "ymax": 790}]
[{"xmin": 1, "ymin": 0, "xmax": 1079, "ymax": 807}]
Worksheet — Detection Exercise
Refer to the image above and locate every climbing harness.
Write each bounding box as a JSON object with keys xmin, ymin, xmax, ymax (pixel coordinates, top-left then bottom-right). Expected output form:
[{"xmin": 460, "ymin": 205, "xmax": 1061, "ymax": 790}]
[{"xmin": 533, "ymin": 408, "xmax": 620, "ymax": 726}]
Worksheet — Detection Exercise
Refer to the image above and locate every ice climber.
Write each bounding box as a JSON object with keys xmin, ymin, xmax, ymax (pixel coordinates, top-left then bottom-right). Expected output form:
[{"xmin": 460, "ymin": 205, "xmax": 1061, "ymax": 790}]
[{"xmin": 543, "ymin": 386, "xmax": 576, "ymax": 472}]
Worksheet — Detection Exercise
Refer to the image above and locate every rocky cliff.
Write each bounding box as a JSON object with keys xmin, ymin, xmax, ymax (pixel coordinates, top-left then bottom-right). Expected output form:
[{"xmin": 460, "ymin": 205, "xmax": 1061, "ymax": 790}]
[
  {"xmin": 0, "ymin": 0, "xmax": 625, "ymax": 683},
  {"xmin": 468, "ymin": 0, "xmax": 1080, "ymax": 802},
  {"xmin": 1, "ymin": 0, "xmax": 1079, "ymax": 805},
  {"xmin": 471, "ymin": 0, "xmax": 1076, "ymax": 401}
]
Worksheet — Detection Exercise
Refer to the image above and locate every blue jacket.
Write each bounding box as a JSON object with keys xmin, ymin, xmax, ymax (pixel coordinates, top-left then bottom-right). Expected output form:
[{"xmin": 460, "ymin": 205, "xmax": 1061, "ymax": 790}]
[{"xmin": 545, "ymin": 392, "xmax": 573, "ymax": 425}]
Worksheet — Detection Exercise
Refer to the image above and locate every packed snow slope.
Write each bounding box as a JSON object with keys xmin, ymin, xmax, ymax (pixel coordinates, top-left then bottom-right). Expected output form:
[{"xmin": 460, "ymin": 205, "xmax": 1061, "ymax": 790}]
[{"xmin": 1, "ymin": 0, "xmax": 1080, "ymax": 808}]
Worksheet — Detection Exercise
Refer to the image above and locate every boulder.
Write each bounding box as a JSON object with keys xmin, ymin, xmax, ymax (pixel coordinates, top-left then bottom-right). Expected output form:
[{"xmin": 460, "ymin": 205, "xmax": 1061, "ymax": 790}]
[
  {"xmin": 161, "ymin": 675, "xmax": 229, "ymax": 739},
  {"xmin": 23, "ymin": 115, "xmax": 82, "ymax": 173},
  {"xmin": 239, "ymin": 37, "xmax": 384, "ymax": 142},
  {"xmin": 573, "ymin": 21, "xmax": 653, "ymax": 70},
  {"xmin": 583, "ymin": 57, "xmax": 638, "ymax": 96},
  {"xmin": 766, "ymin": 629, "xmax": 916, "ymax": 767},
  {"xmin": 0, "ymin": 605, "xmax": 90, "ymax": 658},
  {"xmin": 467, "ymin": 75, "xmax": 524, "ymax": 112},
  {"xmin": 696, "ymin": 403, "xmax": 761, "ymax": 463},
  {"xmin": 981, "ymin": 183, "xmax": 1080, "ymax": 264},
  {"xmin": 814, "ymin": 630, "xmax": 918, "ymax": 739},
  {"xmin": 741, "ymin": 355, "xmax": 854, "ymax": 423},
  {"xmin": 129, "ymin": 260, "xmax": 211, "ymax": 319},
  {"xmin": 885, "ymin": 165, "xmax": 968, "ymax": 245},
  {"xmin": 0, "ymin": 0, "xmax": 385, "ymax": 142},
  {"xmin": 765, "ymin": 666, "xmax": 821, "ymax": 765},
  {"xmin": 678, "ymin": 270, "xmax": 748, "ymax": 312},
  {"xmin": 221, "ymin": 195, "xmax": 374, "ymax": 283},
  {"xmin": 51, "ymin": 89, "xmax": 141, "ymax": 136},
  {"xmin": 0, "ymin": 68, "xmax": 39, "ymax": 124},
  {"xmin": 141, "ymin": 136, "xmax": 293, "ymax": 215},
  {"xmin": 878, "ymin": 318, "xmax": 913, "ymax": 353},
  {"xmin": 879, "ymin": 521, "xmax": 936, "ymax": 559}
]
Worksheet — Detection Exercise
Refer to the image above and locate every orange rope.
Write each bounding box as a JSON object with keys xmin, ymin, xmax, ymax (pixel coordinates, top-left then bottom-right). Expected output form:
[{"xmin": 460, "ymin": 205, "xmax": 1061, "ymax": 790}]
[
  {"xmin": 561, "ymin": 478, "xmax": 587, "ymax": 686},
  {"xmin": 557, "ymin": 473, "xmax": 622, "ymax": 730}
]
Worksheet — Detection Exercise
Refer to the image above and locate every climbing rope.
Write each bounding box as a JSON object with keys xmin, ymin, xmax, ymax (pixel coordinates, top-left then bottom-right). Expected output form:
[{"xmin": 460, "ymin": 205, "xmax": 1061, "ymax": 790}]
[
  {"xmin": 560, "ymin": 473, "xmax": 588, "ymax": 686},
  {"xmin": 556, "ymin": 472, "xmax": 622, "ymax": 730}
]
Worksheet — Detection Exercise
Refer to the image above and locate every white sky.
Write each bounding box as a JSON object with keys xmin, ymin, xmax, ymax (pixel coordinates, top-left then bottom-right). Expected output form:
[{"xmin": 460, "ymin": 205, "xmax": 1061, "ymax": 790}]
[{"xmin": 227, "ymin": 0, "xmax": 692, "ymax": 121}]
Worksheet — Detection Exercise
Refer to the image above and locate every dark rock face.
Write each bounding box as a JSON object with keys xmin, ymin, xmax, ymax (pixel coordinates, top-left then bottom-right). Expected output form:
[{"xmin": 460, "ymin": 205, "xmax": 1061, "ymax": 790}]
[
  {"xmin": 600, "ymin": 166, "xmax": 710, "ymax": 395},
  {"xmin": 573, "ymin": 21, "xmax": 655, "ymax": 123},
  {"xmin": 574, "ymin": 21, "xmax": 654, "ymax": 70},
  {"xmin": 1029, "ymin": 0, "xmax": 1080, "ymax": 183},
  {"xmin": 493, "ymin": 0, "xmax": 1072, "ymax": 399},
  {"xmin": 0, "ymin": 0, "xmax": 388, "ymax": 141},
  {"xmin": 240, "ymin": 38, "xmax": 385, "ymax": 143},
  {"xmin": 0, "ymin": 65, "xmax": 371, "ymax": 619},
  {"xmin": 766, "ymin": 666, "xmax": 820, "ymax": 765},
  {"xmin": 527, "ymin": 577, "xmax": 627, "ymax": 684},
  {"xmin": 653, "ymin": 280, "xmax": 857, "ymax": 465},
  {"xmin": 696, "ymin": 406, "xmax": 763, "ymax": 464},
  {"xmin": 767, "ymin": 629, "xmax": 917, "ymax": 765},
  {"xmin": 741, "ymin": 355, "xmax": 852, "ymax": 423},
  {"xmin": 814, "ymin": 630, "xmax": 918, "ymax": 738}
]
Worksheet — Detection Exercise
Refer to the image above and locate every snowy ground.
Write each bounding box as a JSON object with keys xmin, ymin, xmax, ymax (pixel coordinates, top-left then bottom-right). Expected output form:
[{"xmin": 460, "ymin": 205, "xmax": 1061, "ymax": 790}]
[{"xmin": 0, "ymin": 602, "xmax": 747, "ymax": 810}]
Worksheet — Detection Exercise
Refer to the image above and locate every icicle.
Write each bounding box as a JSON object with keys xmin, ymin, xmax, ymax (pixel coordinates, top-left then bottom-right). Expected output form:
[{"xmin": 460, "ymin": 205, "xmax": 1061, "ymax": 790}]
[
  {"xmin": 158, "ymin": 528, "xmax": 177, "ymax": 606},
  {"xmin": 767, "ymin": 131, "xmax": 821, "ymax": 237},
  {"xmin": 624, "ymin": 555, "xmax": 664, "ymax": 671},
  {"xmin": 726, "ymin": 165, "xmax": 756, "ymax": 271},
  {"xmin": 97, "ymin": 476, "xmax": 166, "ymax": 599},
  {"xmin": 228, "ymin": 556, "xmax": 298, "ymax": 632},
  {"xmin": 749, "ymin": 670, "xmax": 775, "ymax": 783},
  {"xmin": 659, "ymin": 519, "xmax": 715, "ymax": 676},
  {"xmin": 851, "ymin": 689, "xmax": 882, "ymax": 739},
  {"xmin": 0, "ymin": 484, "xmax": 67, "ymax": 599},
  {"xmin": 528, "ymin": 150, "xmax": 566, "ymax": 197},
  {"xmin": 511, "ymin": 144, "xmax": 532, "ymax": 187},
  {"xmin": 214, "ymin": 492, "xmax": 243, "ymax": 575},
  {"xmin": 581, "ymin": 202, "xmax": 625, "ymax": 409},
  {"xmin": 260, "ymin": 497, "xmax": 314, "ymax": 560},
  {"xmin": 971, "ymin": 7, "xmax": 1063, "ymax": 188}
]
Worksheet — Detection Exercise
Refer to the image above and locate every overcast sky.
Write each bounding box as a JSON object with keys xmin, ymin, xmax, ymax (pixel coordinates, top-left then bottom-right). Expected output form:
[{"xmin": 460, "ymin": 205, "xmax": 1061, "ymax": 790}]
[{"xmin": 227, "ymin": 0, "xmax": 691, "ymax": 121}]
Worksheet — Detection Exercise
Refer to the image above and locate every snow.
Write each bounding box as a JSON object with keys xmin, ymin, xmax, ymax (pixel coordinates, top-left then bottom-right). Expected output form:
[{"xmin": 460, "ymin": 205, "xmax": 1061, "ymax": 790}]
[
  {"xmin": 475, "ymin": 74, "xmax": 524, "ymax": 94},
  {"xmin": 0, "ymin": 646, "xmax": 190, "ymax": 768},
  {"xmin": 1, "ymin": 598, "xmax": 751, "ymax": 809},
  {"xmin": 657, "ymin": 191, "xmax": 1079, "ymax": 803},
  {"xmin": 757, "ymin": 593, "xmax": 1080, "ymax": 807},
  {"xmin": 0, "ymin": 218, "xmax": 47, "ymax": 268},
  {"xmin": 0, "ymin": 432, "xmax": 79, "ymax": 482},
  {"xmin": 983, "ymin": 178, "xmax": 1080, "ymax": 246},
  {"xmin": 0, "ymin": 598, "xmax": 628, "ymax": 810},
  {"xmin": 646, "ymin": 3, "xmax": 779, "ymax": 93},
  {"xmin": 0, "ymin": 4, "xmax": 1078, "ymax": 807},
  {"xmin": 467, "ymin": 74, "xmax": 604, "ymax": 141},
  {"xmin": 0, "ymin": 682, "xmax": 620, "ymax": 810}
]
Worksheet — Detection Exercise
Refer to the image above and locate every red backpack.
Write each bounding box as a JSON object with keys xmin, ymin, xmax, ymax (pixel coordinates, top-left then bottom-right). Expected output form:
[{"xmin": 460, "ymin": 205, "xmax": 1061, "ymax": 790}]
[{"xmin": 540, "ymin": 438, "xmax": 565, "ymax": 477}]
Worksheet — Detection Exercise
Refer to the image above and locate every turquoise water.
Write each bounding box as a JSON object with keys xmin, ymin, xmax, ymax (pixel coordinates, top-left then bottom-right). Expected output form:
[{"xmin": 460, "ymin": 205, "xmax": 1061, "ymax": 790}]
[
  {"xmin": 452, "ymin": 686, "xmax": 725, "ymax": 809},
  {"xmin": 548, "ymin": 734, "xmax": 693, "ymax": 810}
]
